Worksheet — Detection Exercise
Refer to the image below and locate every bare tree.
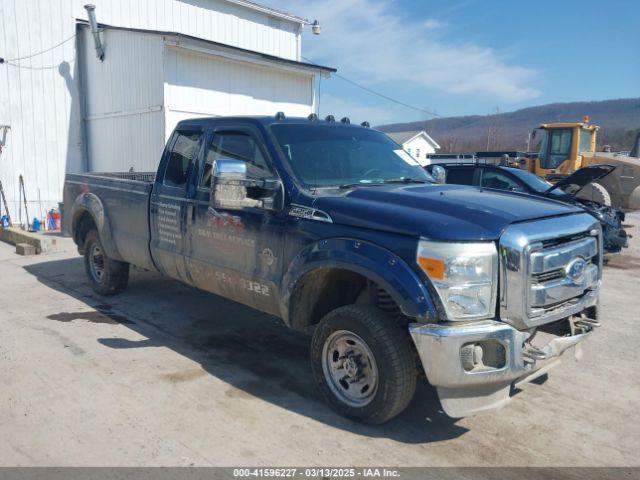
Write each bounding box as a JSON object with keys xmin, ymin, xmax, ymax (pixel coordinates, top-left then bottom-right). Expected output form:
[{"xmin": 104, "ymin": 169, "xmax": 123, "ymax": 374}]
[{"xmin": 485, "ymin": 107, "xmax": 503, "ymax": 150}]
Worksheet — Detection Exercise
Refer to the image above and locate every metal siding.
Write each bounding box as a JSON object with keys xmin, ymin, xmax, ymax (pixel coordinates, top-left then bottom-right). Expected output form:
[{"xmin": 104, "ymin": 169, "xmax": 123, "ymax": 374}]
[
  {"xmin": 0, "ymin": 0, "xmax": 305, "ymax": 223},
  {"xmin": 163, "ymin": 46, "xmax": 314, "ymax": 138},
  {"xmin": 81, "ymin": 28, "xmax": 165, "ymax": 172},
  {"xmin": 0, "ymin": 0, "xmax": 81, "ymax": 224},
  {"xmin": 73, "ymin": 0, "xmax": 301, "ymax": 60}
]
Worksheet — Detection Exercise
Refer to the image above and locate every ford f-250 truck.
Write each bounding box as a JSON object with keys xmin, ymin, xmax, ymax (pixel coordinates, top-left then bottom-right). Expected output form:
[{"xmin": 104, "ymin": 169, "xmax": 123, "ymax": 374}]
[{"xmin": 64, "ymin": 114, "xmax": 602, "ymax": 423}]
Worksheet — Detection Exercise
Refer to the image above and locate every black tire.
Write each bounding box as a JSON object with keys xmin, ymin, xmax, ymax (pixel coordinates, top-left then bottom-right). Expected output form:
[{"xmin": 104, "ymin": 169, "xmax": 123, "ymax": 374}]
[
  {"xmin": 83, "ymin": 229, "xmax": 129, "ymax": 295},
  {"xmin": 310, "ymin": 305, "xmax": 417, "ymax": 424},
  {"xmin": 576, "ymin": 182, "xmax": 612, "ymax": 206}
]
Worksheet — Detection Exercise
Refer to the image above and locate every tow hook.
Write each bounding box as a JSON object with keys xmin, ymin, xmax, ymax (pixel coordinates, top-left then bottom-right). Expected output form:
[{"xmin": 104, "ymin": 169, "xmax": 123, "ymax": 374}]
[{"xmin": 573, "ymin": 314, "xmax": 601, "ymax": 331}]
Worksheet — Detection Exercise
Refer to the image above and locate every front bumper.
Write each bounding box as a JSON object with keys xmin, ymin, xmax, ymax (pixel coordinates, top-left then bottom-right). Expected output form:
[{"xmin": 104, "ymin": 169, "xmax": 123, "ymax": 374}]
[{"xmin": 409, "ymin": 314, "xmax": 597, "ymax": 417}]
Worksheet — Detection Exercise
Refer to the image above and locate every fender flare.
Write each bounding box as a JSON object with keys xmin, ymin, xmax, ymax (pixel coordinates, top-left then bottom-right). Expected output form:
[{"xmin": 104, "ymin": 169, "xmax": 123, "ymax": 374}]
[
  {"xmin": 70, "ymin": 192, "xmax": 123, "ymax": 261},
  {"xmin": 280, "ymin": 237, "xmax": 438, "ymax": 326}
]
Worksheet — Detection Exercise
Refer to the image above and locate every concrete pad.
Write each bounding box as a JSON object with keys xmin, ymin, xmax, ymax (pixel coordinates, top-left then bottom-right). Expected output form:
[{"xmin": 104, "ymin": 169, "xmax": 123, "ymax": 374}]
[
  {"xmin": 0, "ymin": 226, "xmax": 74, "ymax": 254},
  {"xmin": 15, "ymin": 243, "xmax": 36, "ymax": 255}
]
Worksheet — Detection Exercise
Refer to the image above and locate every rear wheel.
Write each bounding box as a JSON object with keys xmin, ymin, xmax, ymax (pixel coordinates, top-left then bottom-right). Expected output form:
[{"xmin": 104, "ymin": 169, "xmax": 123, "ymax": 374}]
[
  {"xmin": 310, "ymin": 305, "xmax": 417, "ymax": 424},
  {"xmin": 83, "ymin": 230, "xmax": 129, "ymax": 295}
]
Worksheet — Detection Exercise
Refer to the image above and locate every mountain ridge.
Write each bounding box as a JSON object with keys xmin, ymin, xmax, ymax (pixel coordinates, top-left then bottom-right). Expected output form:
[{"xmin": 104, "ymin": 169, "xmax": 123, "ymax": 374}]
[{"xmin": 377, "ymin": 98, "xmax": 640, "ymax": 152}]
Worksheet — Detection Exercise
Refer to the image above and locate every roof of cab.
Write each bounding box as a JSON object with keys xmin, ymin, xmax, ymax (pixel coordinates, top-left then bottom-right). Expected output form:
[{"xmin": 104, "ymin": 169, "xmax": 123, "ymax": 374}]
[{"xmin": 176, "ymin": 115, "xmax": 373, "ymax": 129}]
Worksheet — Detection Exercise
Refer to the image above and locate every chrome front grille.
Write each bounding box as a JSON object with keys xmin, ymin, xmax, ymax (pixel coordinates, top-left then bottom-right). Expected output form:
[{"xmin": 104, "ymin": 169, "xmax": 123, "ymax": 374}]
[
  {"xmin": 499, "ymin": 213, "xmax": 602, "ymax": 330},
  {"xmin": 532, "ymin": 269, "xmax": 565, "ymax": 283},
  {"xmin": 528, "ymin": 236, "xmax": 599, "ymax": 310}
]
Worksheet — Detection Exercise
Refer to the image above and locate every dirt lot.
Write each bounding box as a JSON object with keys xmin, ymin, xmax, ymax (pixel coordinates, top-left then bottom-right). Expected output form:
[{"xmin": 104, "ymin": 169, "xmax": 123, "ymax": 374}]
[{"xmin": 0, "ymin": 214, "xmax": 639, "ymax": 467}]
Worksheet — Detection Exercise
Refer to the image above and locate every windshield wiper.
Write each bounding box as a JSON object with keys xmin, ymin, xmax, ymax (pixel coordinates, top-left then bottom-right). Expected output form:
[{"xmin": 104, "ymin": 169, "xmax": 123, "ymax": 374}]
[
  {"xmin": 338, "ymin": 178, "xmax": 428, "ymax": 189},
  {"xmin": 382, "ymin": 178, "xmax": 428, "ymax": 184},
  {"xmin": 338, "ymin": 182, "xmax": 386, "ymax": 189}
]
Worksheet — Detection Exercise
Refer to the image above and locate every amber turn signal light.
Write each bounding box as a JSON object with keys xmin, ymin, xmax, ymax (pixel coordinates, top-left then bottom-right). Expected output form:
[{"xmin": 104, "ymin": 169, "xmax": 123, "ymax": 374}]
[{"xmin": 418, "ymin": 257, "xmax": 445, "ymax": 279}]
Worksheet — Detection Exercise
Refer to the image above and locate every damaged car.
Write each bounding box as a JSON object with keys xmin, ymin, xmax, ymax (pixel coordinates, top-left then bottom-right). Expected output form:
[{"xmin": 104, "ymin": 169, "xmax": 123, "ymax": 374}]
[{"xmin": 427, "ymin": 163, "xmax": 629, "ymax": 254}]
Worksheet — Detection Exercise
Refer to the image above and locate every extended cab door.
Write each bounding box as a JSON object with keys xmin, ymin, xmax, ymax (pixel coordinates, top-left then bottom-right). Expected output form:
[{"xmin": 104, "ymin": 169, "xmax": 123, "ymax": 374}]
[
  {"xmin": 150, "ymin": 127, "xmax": 204, "ymax": 282},
  {"xmin": 184, "ymin": 125, "xmax": 285, "ymax": 315}
]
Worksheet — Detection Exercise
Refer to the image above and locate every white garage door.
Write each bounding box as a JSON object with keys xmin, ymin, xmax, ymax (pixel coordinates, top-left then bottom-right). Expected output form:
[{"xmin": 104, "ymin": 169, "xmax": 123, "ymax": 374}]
[{"xmin": 163, "ymin": 46, "xmax": 315, "ymax": 139}]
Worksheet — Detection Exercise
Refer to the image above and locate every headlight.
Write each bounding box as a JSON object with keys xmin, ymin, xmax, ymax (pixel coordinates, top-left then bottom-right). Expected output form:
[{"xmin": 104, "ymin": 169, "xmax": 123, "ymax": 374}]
[{"xmin": 416, "ymin": 239, "xmax": 497, "ymax": 321}]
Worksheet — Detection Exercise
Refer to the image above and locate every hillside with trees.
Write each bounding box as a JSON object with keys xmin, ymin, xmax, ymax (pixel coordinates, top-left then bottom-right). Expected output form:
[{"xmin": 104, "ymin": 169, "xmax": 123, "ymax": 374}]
[{"xmin": 377, "ymin": 98, "xmax": 640, "ymax": 153}]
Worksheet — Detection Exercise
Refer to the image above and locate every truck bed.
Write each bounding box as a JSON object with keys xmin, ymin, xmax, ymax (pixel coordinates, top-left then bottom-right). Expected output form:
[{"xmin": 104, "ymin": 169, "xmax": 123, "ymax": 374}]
[{"xmin": 64, "ymin": 172, "xmax": 156, "ymax": 270}]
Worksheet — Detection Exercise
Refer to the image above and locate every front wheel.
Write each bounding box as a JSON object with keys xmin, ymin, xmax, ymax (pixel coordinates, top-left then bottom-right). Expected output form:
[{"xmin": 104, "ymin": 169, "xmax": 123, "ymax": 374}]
[
  {"xmin": 576, "ymin": 182, "xmax": 612, "ymax": 206},
  {"xmin": 83, "ymin": 230, "xmax": 129, "ymax": 295},
  {"xmin": 310, "ymin": 305, "xmax": 417, "ymax": 424}
]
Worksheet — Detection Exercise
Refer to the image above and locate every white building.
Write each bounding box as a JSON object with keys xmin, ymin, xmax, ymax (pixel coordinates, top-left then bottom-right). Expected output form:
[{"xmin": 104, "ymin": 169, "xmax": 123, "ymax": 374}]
[
  {"xmin": 386, "ymin": 130, "xmax": 440, "ymax": 166},
  {"xmin": 0, "ymin": 0, "xmax": 333, "ymax": 224}
]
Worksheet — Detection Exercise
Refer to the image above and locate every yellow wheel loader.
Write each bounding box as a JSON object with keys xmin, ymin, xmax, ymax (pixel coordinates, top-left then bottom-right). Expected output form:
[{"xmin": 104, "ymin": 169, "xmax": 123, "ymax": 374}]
[{"xmin": 520, "ymin": 120, "xmax": 640, "ymax": 210}]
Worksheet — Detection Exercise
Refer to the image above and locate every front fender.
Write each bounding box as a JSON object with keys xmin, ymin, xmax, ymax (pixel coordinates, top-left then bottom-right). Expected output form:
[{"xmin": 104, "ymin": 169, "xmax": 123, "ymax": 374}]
[
  {"xmin": 71, "ymin": 192, "xmax": 123, "ymax": 261},
  {"xmin": 281, "ymin": 237, "xmax": 437, "ymax": 325}
]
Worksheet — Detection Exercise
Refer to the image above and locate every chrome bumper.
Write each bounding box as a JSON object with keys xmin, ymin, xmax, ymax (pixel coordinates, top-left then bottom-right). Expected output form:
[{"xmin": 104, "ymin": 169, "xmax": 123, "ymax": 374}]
[{"xmin": 409, "ymin": 315, "xmax": 597, "ymax": 418}]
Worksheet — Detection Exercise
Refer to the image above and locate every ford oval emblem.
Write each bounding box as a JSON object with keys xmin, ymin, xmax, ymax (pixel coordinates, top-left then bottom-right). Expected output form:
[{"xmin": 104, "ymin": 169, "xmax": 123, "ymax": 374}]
[{"xmin": 566, "ymin": 258, "xmax": 588, "ymax": 285}]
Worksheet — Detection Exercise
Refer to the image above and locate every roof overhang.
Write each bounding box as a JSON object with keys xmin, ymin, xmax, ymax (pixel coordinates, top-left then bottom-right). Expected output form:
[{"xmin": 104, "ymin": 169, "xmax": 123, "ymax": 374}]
[
  {"xmin": 76, "ymin": 21, "xmax": 336, "ymax": 77},
  {"xmin": 539, "ymin": 122, "xmax": 599, "ymax": 131},
  {"xmin": 222, "ymin": 0, "xmax": 309, "ymax": 25},
  {"xmin": 405, "ymin": 131, "xmax": 441, "ymax": 150}
]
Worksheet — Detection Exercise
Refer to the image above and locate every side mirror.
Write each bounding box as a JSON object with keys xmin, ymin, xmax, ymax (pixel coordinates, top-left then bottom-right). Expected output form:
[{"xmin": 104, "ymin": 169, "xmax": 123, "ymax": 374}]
[
  {"xmin": 215, "ymin": 158, "xmax": 247, "ymax": 180},
  {"xmin": 211, "ymin": 158, "xmax": 282, "ymax": 211},
  {"xmin": 431, "ymin": 165, "xmax": 446, "ymax": 184}
]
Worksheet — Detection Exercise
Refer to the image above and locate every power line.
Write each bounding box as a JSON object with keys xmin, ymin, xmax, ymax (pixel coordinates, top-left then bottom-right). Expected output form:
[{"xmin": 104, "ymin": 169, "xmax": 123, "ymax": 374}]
[
  {"xmin": 5, "ymin": 33, "xmax": 76, "ymax": 62},
  {"xmin": 5, "ymin": 59, "xmax": 75, "ymax": 70},
  {"xmin": 302, "ymin": 55, "xmax": 444, "ymax": 119}
]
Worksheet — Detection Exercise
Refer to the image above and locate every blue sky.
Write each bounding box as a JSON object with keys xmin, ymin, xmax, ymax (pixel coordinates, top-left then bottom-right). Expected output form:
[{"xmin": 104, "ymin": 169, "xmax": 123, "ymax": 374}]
[{"xmin": 265, "ymin": 0, "xmax": 640, "ymax": 125}]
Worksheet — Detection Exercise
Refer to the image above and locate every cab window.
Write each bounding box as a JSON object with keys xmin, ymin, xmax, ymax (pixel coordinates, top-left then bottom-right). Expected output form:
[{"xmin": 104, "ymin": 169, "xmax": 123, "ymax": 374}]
[
  {"xmin": 480, "ymin": 169, "xmax": 524, "ymax": 191},
  {"xmin": 163, "ymin": 131, "xmax": 202, "ymax": 188},
  {"xmin": 578, "ymin": 129, "xmax": 593, "ymax": 153},
  {"xmin": 201, "ymin": 131, "xmax": 272, "ymax": 188}
]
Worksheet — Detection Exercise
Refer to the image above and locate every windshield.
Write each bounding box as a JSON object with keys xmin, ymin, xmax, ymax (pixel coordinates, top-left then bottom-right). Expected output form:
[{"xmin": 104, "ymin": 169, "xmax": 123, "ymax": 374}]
[{"xmin": 270, "ymin": 124, "xmax": 433, "ymax": 189}]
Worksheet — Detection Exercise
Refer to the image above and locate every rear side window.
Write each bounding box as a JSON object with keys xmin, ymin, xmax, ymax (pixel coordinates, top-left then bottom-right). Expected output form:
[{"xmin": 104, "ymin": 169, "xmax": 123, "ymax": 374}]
[
  {"xmin": 480, "ymin": 169, "xmax": 523, "ymax": 191},
  {"xmin": 445, "ymin": 167, "xmax": 475, "ymax": 185},
  {"xmin": 163, "ymin": 131, "xmax": 202, "ymax": 188}
]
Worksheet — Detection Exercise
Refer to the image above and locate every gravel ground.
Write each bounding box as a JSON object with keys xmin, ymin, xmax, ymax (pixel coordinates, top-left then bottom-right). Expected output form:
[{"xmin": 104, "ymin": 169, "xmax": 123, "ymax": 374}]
[{"xmin": 0, "ymin": 213, "xmax": 639, "ymax": 467}]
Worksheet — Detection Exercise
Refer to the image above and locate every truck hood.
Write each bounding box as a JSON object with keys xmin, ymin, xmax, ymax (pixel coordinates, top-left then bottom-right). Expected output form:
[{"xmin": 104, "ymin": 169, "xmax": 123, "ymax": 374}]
[
  {"xmin": 546, "ymin": 164, "xmax": 616, "ymax": 196},
  {"xmin": 312, "ymin": 184, "xmax": 583, "ymax": 241}
]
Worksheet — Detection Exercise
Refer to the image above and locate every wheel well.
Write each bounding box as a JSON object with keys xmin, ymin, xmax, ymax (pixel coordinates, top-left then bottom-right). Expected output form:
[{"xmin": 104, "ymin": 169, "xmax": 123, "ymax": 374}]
[
  {"xmin": 288, "ymin": 268, "xmax": 407, "ymax": 332},
  {"xmin": 74, "ymin": 211, "xmax": 97, "ymax": 253}
]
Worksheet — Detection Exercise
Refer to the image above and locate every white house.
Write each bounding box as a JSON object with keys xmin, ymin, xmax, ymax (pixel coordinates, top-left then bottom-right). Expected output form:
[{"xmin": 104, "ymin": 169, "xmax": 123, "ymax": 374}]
[
  {"xmin": 386, "ymin": 130, "xmax": 440, "ymax": 166},
  {"xmin": 0, "ymin": 0, "xmax": 333, "ymax": 224}
]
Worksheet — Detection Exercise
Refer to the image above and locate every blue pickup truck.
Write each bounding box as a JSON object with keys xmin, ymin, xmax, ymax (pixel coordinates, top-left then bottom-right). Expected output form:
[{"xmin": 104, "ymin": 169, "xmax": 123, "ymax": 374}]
[{"xmin": 64, "ymin": 114, "xmax": 602, "ymax": 423}]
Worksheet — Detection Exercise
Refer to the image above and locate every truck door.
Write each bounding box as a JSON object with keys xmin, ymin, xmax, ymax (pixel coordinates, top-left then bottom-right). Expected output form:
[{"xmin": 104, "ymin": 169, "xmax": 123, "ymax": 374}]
[
  {"xmin": 185, "ymin": 126, "xmax": 285, "ymax": 315},
  {"xmin": 150, "ymin": 127, "xmax": 204, "ymax": 282}
]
